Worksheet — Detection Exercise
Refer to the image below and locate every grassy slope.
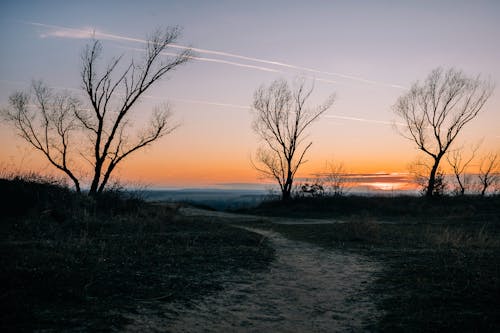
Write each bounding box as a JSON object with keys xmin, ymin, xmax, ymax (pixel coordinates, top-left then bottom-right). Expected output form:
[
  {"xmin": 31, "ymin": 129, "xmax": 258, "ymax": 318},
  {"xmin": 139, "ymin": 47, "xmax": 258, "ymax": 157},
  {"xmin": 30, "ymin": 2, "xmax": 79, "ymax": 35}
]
[
  {"xmin": 242, "ymin": 196, "xmax": 500, "ymax": 332},
  {"xmin": 0, "ymin": 178, "xmax": 274, "ymax": 331}
]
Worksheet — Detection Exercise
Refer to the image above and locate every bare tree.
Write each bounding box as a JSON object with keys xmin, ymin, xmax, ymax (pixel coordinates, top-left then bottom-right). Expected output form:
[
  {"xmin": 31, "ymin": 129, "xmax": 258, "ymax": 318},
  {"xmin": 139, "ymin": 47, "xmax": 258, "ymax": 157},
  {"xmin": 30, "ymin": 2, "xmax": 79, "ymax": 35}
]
[
  {"xmin": 446, "ymin": 144, "xmax": 479, "ymax": 195},
  {"xmin": 478, "ymin": 152, "xmax": 499, "ymax": 196},
  {"xmin": 394, "ymin": 67, "xmax": 494, "ymax": 197},
  {"xmin": 251, "ymin": 78, "xmax": 335, "ymax": 200},
  {"xmin": 3, "ymin": 81, "xmax": 82, "ymax": 192},
  {"xmin": 2, "ymin": 27, "xmax": 191, "ymax": 196},
  {"xmin": 323, "ymin": 160, "xmax": 348, "ymax": 196}
]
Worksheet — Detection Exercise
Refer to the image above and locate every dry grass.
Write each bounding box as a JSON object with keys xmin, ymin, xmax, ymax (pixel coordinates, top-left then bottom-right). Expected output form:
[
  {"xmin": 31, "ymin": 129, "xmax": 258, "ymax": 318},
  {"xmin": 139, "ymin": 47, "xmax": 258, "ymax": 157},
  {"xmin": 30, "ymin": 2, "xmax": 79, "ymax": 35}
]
[
  {"xmin": 248, "ymin": 197, "xmax": 500, "ymax": 332},
  {"xmin": 428, "ymin": 224, "xmax": 499, "ymax": 248},
  {"xmin": 0, "ymin": 177, "xmax": 275, "ymax": 331}
]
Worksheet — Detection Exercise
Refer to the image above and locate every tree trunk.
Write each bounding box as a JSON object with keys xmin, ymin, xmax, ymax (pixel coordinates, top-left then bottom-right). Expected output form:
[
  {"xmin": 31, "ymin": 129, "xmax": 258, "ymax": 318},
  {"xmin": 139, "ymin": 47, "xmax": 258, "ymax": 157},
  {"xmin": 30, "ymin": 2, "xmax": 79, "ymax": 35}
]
[
  {"xmin": 480, "ymin": 182, "xmax": 487, "ymax": 197},
  {"xmin": 426, "ymin": 156, "xmax": 441, "ymax": 197},
  {"xmin": 68, "ymin": 174, "xmax": 81, "ymax": 194},
  {"xmin": 282, "ymin": 188, "xmax": 291, "ymax": 201},
  {"xmin": 88, "ymin": 161, "xmax": 103, "ymax": 196},
  {"xmin": 454, "ymin": 174, "xmax": 465, "ymax": 196},
  {"xmin": 88, "ymin": 180, "xmax": 99, "ymax": 196},
  {"xmin": 281, "ymin": 172, "xmax": 293, "ymax": 201}
]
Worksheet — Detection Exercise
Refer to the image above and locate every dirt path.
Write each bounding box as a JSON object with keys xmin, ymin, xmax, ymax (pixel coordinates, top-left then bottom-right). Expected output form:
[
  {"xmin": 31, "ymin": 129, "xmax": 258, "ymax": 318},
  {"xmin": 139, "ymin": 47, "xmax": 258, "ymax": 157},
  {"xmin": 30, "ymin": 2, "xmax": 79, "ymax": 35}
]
[
  {"xmin": 124, "ymin": 208, "xmax": 381, "ymax": 332},
  {"xmin": 177, "ymin": 206, "xmax": 345, "ymax": 225}
]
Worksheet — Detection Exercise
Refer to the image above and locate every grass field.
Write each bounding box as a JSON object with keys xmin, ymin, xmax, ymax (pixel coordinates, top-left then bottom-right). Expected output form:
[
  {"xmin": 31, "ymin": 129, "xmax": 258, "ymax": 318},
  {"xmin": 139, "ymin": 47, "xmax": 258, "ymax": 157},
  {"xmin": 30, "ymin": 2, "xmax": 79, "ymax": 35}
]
[
  {"xmin": 0, "ymin": 177, "xmax": 274, "ymax": 331},
  {"xmin": 242, "ymin": 196, "xmax": 500, "ymax": 332},
  {"xmin": 2, "ymin": 176, "xmax": 499, "ymax": 331}
]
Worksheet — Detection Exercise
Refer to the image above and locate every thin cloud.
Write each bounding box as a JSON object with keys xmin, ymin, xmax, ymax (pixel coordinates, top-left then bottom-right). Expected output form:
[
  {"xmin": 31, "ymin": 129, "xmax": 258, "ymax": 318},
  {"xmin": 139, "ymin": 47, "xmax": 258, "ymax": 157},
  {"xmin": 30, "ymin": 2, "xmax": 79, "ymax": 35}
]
[
  {"xmin": 23, "ymin": 21, "xmax": 406, "ymax": 89},
  {"xmin": 143, "ymin": 94, "xmax": 251, "ymax": 109},
  {"xmin": 2, "ymin": 78, "xmax": 402, "ymax": 124},
  {"xmin": 185, "ymin": 55, "xmax": 280, "ymax": 73},
  {"xmin": 31, "ymin": 21, "xmax": 283, "ymax": 74},
  {"xmin": 136, "ymin": 48, "xmax": 281, "ymax": 73},
  {"xmin": 323, "ymin": 114, "xmax": 406, "ymax": 127},
  {"xmin": 0, "ymin": 78, "xmax": 250, "ymax": 110},
  {"xmin": 168, "ymin": 40, "xmax": 404, "ymax": 89},
  {"xmin": 40, "ymin": 27, "xmax": 95, "ymax": 39}
]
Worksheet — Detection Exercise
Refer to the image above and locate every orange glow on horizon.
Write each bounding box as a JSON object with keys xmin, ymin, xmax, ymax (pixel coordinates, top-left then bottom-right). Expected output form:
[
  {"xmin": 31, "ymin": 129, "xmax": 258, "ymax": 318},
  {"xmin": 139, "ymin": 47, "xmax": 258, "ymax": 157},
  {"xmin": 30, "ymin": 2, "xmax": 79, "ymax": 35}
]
[
  {"xmin": 359, "ymin": 181, "xmax": 419, "ymax": 192},
  {"xmin": 0, "ymin": 132, "xmax": 492, "ymax": 190}
]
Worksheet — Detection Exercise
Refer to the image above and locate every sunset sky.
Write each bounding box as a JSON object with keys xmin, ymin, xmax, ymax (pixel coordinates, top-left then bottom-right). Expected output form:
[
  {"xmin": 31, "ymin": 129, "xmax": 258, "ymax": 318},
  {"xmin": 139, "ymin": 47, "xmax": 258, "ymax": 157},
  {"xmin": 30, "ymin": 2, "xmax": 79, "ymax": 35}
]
[{"xmin": 1, "ymin": 0, "xmax": 499, "ymax": 189}]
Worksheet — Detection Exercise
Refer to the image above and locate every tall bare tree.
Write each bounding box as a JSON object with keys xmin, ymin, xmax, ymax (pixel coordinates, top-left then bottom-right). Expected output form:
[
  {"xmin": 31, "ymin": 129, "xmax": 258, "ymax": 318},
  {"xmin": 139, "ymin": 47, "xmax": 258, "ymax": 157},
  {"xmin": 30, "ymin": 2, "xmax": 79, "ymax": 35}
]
[
  {"xmin": 252, "ymin": 78, "xmax": 335, "ymax": 200},
  {"xmin": 394, "ymin": 67, "xmax": 494, "ymax": 197},
  {"xmin": 478, "ymin": 152, "xmax": 499, "ymax": 196},
  {"xmin": 446, "ymin": 144, "xmax": 479, "ymax": 195},
  {"xmin": 2, "ymin": 27, "xmax": 191, "ymax": 196}
]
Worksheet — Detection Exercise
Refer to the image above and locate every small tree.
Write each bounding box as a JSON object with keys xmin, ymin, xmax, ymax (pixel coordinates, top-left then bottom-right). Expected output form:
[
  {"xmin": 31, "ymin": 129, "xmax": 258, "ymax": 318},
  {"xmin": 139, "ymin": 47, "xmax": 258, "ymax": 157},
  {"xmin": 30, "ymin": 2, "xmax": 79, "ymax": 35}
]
[
  {"xmin": 251, "ymin": 78, "xmax": 335, "ymax": 201},
  {"xmin": 478, "ymin": 152, "xmax": 499, "ymax": 196},
  {"xmin": 446, "ymin": 145, "xmax": 479, "ymax": 195},
  {"xmin": 2, "ymin": 27, "xmax": 191, "ymax": 196},
  {"xmin": 394, "ymin": 67, "xmax": 493, "ymax": 197},
  {"xmin": 4, "ymin": 82, "xmax": 82, "ymax": 192},
  {"xmin": 323, "ymin": 160, "xmax": 348, "ymax": 196}
]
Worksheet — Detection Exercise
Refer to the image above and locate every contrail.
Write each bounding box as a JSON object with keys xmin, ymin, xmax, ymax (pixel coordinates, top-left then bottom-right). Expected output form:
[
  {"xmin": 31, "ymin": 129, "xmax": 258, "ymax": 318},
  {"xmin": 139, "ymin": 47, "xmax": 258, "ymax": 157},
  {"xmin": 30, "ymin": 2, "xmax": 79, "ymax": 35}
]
[
  {"xmin": 1, "ymin": 79, "xmax": 402, "ymax": 125},
  {"xmin": 323, "ymin": 114, "xmax": 393, "ymax": 125},
  {"xmin": 323, "ymin": 114, "xmax": 406, "ymax": 126},
  {"xmin": 23, "ymin": 21, "xmax": 406, "ymax": 89},
  {"xmin": 120, "ymin": 45, "xmax": 282, "ymax": 73},
  {"xmin": 142, "ymin": 94, "xmax": 251, "ymax": 109},
  {"xmin": 162, "ymin": 52, "xmax": 280, "ymax": 73},
  {"xmin": 1, "ymin": 78, "xmax": 251, "ymax": 110}
]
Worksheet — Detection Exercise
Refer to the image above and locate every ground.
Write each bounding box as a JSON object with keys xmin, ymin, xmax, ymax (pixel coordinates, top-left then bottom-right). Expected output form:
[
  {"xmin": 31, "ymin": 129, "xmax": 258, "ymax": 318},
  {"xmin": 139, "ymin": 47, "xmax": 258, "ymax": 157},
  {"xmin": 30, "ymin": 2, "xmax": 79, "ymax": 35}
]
[{"xmin": 1, "ymin": 179, "xmax": 499, "ymax": 331}]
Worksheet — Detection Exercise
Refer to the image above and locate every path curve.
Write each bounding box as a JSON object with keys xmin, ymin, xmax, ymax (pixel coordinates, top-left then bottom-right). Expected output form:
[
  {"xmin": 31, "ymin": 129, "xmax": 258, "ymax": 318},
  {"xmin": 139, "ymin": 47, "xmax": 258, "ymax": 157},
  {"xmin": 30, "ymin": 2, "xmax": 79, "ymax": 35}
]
[{"xmin": 125, "ymin": 208, "xmax": 381, "ymax": 332}]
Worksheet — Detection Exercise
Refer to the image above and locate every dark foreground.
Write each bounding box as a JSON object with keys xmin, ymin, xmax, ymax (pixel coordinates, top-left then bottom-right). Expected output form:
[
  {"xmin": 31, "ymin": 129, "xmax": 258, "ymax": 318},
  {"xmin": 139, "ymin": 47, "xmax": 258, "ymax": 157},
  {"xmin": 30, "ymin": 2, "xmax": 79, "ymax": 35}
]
[
  {"xmin": 0, "ymin": 178, "xmax": 274, "ymax": 331},
  {"xmin": 1, "ymin": 177, "xmax": 499, "ymax": 332},
  {"xmin": 241, "ymin": 196, "xmax": 500, "ymax": 332}
]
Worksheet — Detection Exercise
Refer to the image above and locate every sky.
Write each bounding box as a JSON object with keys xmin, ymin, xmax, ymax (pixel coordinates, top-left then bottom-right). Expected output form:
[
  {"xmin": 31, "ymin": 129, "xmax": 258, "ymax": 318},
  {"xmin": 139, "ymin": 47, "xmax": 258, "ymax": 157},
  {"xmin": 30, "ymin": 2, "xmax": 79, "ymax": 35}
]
[{"xmin": 0, "ymin": 0, "xmax": 499, "ymax": 190}]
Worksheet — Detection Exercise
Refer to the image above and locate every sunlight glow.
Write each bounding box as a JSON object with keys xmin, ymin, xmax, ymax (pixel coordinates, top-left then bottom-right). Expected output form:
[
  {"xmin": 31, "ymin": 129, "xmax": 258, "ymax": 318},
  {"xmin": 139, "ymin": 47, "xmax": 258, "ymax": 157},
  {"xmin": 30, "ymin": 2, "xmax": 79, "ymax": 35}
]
[{"xmin": 364, "ymin": 182, "xmax": 403, "ymax": 191}]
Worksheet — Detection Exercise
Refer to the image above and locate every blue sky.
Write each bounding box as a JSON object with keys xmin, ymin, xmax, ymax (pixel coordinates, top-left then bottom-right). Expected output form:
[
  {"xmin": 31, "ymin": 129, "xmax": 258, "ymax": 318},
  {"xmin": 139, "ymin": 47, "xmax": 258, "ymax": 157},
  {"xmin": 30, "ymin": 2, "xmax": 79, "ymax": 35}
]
[{"xmin": 1, "ymin": 0, "xmax": 499, "ymax": 186}]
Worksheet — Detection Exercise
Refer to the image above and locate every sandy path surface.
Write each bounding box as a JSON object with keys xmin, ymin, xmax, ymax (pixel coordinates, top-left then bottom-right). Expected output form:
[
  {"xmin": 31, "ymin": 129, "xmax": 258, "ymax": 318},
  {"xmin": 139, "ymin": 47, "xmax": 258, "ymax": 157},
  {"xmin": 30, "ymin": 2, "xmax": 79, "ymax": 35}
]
[{"xmin": 124, "ymin": 208, "xmax": 381, "ymax": 332}]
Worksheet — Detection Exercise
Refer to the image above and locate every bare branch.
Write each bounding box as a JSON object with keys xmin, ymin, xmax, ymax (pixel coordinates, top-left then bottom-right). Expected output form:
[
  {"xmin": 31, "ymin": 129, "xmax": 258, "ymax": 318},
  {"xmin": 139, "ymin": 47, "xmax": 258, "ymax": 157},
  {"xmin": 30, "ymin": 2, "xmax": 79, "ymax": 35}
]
[
  {"xmin": 446, "ymin": 143, "xmax": 480, "ymax": 195},
  {"xmin": 79, "ymin": 26, "xmax": 191, "ymax": 195},
  {"xmin": 394, "ymin": 67, "xmax": 494, "ymax": 197},
  {"xmin": 2, "ymin": 81, "xmax": 82, "ymax": 192},
  {"xmin": 251, "ymin": 78, "xmax": 335, "ymax": 200},
  {"xmin": 478, "ymin": 152, "xmax": 500, "ymax": 196},
  {"xmin": 3, "ymin": 27, "xmax": 190, "ymax": 196}
]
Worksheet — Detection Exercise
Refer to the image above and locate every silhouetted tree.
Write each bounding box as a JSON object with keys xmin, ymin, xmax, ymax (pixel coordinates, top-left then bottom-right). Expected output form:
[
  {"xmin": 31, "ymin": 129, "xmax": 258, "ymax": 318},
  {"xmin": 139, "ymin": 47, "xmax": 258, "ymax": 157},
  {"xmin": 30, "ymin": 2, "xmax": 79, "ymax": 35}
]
[
  {"xmin": 252, "ymin": 78, "xmax": 335, "ymax": 201},
  {"xmin": 2, "ymin": 27, "xmax": 191, "ymax": 196},
  {"xmin": 478, "ymin": 152, "xmax": 499, "ymax": 196},
  {"xmin": 323, "ymin": 160, "xmax": 348, "ymax": 196},
  {"xmin": 394, "ymin": 68, "xmax": 493, "ymax": 197},
  {"xmin": 3, "ymin": 82, "xmax": 82, "ymax": 192},
  {"xmin": 446, "ymin": 144, "xmax": 479, "ymax": 195}
]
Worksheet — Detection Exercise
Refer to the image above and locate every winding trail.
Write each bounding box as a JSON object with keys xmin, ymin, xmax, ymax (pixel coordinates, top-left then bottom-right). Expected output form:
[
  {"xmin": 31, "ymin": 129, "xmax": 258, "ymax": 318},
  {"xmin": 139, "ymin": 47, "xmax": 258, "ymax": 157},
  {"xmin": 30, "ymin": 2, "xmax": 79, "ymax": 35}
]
[{"xmin": 125, "ymin": 208, "xmax": 382, "ymax": 332}]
